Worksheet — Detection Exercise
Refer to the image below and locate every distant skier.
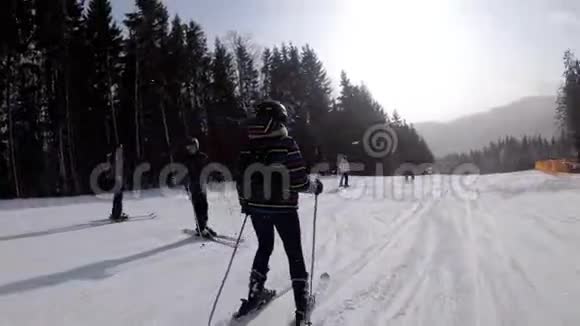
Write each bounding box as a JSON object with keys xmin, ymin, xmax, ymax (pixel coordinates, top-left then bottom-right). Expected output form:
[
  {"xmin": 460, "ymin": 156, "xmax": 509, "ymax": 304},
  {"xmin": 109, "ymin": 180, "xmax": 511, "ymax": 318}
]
[
  {"xmin": 235, "ymin": 100, "xmax": 324, "ymax": 325},
  {"xmin": 178, "ymin": 137, "xmax": 216, "ymax": 238},
  {"xmin": 338, "ymin": 154, "xmax": 350, "ymax": 188},
  {"xmin": 108, "ymin": 144, "xmax": 128, "ymax": 222},
  {"xmin": 314, "ymin": 145, "xmax": 326, "ymax": 175},
  {"xmin": 404, "ymin": 170, "xmax": 415, "ymax": 182}
]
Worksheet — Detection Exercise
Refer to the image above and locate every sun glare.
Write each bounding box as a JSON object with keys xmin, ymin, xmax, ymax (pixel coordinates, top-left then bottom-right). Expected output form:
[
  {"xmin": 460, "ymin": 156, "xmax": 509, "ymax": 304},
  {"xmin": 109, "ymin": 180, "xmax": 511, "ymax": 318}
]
[{"xmin": 336, "ymin": 0, "xmax": 479, "ymax": 121}]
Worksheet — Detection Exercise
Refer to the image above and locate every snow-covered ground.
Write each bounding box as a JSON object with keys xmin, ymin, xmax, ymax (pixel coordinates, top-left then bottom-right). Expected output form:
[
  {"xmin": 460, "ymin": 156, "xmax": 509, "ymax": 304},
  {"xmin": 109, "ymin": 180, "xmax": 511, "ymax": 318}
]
[{"xmin": 1, "ymin": 171, "xmax": 580, "ymax": 326}]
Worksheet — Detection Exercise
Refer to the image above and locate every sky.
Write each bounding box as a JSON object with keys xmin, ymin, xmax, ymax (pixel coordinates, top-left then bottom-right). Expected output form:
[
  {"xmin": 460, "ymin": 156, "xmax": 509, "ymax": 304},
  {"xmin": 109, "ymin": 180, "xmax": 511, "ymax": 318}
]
[{"xmin": 111, "ymin": 0, "xmax": 580, "ymax": 123}]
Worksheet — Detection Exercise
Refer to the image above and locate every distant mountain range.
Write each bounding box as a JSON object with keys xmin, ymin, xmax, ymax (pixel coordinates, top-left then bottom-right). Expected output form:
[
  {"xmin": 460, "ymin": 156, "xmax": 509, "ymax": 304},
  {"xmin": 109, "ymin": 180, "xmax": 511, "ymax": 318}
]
[{"xmin": 414, "ymin": 96, "xmax": 560, "ymax": 158}]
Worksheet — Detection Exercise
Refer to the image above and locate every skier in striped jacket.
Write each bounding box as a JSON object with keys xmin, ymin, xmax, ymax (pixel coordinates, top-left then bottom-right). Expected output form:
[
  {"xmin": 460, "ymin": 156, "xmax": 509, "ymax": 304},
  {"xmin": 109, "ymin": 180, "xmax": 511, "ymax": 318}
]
[{"xmin": 235, "ymin": 100, "xmax": 323, "ymax": 325}]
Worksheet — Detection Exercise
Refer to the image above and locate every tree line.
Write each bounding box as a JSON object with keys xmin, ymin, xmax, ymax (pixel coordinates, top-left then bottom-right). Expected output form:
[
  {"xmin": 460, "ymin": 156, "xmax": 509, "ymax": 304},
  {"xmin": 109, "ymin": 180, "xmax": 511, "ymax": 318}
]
[
  {"xmin": 557, "ymin": 50, "xmax": 580, "ymax": 160},
  {"xmin": 439, "ymin": 134, "xmax": 573, "ymax": 174},
  {"xmin": 438, "ymin": 48, "xmax": 580, "ymax": 175},
  {"xmin": 0, "ymin": 0, "xmax": 434, "ymax": 198}
]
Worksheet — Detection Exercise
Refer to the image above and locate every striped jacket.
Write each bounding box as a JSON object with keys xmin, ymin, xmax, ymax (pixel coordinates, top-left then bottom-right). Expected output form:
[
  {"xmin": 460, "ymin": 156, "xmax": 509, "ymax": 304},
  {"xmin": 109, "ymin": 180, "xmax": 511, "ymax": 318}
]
[{"xmin": 237, "ymin": 117, "xmax": 313, "ymax": 214}]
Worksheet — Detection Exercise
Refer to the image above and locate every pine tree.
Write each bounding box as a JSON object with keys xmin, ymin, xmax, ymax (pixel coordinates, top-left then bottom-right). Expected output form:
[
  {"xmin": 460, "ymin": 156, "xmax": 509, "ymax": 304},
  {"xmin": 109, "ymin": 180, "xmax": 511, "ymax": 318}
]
[
  {"xmin": 391, "ymin": 110, "xmax": 402, "ymax": 127},
  {"xmin": 63, "ymin": 0, "xmax": 87, "ymax": 193},
  {"xmin": 183, "ymin": 20, "xmax": 210, "ymax": 138},
  {"xmin": 557, "ymin": 50, "xmax": 580, "ymax": 160},
  {"xmin": 124, "ymin": 0, "xmax": 171, "ymax": 177},
  {"xmin": 210, "ymin": 39, "xmax": 237, "ymax": 107},
  {"xmin": 300, "ymin": 45, "xmax": 331, "ymax": 125},
  {"xmin": 298, "ymin": 45, "xmax": 332, "ymax": 164},
  {"xmin": 269, "ymin": 46, "xmax": 285, "ymax": 100},
  {"xmin": 83, "ymin": 0, "xmax": 124, "ymax": 182},
  {"xmin": 286, "ymin": 44, "xmax": 303, "ymax": 108},
  {"xmin": 0, "ymin": 0, "xmax": 37, "ymax": 197},
  {"xmin": 232, "ymin": 35, "xmax": 259, "ymax": 111},
  {"xmin": 260, "ymin": 48, "xmax": 272, "ymax": 98},
  {"xmin": 165, "ymin": 15, "xmax": 188, "ymax": 143},
  {"xmin": 208, "ymin": 38, "xmax": 241, "ymax": 166},
  {"xmin": 29, "ymin": 0, "xmax": 87, "ymax": 195}
]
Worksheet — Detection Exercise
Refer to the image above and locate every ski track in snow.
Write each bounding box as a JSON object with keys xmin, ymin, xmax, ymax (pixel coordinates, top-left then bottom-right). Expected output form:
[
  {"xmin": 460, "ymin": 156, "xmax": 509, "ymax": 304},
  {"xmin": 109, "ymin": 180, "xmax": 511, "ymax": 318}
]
[{"xmin": 1, "ymin": 171, "xmax": 580, "ymax": 325}]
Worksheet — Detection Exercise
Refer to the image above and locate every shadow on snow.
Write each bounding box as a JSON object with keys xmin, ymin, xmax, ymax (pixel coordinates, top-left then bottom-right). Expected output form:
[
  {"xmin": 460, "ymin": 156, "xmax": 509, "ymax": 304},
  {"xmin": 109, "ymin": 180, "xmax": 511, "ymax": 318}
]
[
  {"xmin": 0, "ymin": 237, "xmax": 201, "ymax": 297},
  {"xmin": 0, "ymin": 215, "xmax": 155, "ymax": 242}
]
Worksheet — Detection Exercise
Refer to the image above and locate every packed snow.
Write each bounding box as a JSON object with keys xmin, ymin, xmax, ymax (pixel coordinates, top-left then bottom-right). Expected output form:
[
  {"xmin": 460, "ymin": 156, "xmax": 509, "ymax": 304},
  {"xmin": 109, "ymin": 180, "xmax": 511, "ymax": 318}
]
[{"xmin": 1, "ymin": 171, "xmax": 580, "ymax": 326}]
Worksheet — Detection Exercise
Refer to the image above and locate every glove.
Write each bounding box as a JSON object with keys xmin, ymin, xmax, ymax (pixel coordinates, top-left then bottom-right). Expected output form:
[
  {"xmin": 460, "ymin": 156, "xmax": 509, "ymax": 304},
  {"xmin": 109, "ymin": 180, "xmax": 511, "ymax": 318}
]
[
  {"xmin": 315, "ymin": 179, "xmax": 324, "ymax": 195},
  {"xmin": 170, "ymin": 173, "xmax": 185, "ymax": 187},
  {"xmin": 239, "ymin": 198, "xmax": 249, "ymax": 214},
  {"xmin": 310, "ymin": 179, "xmax": 323, "ymax": 195}
]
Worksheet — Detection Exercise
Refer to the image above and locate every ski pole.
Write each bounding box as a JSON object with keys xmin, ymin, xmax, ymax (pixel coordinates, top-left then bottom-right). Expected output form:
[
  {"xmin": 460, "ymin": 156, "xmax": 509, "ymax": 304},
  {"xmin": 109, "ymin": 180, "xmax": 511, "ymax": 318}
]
[
  {"xmin": 306, "ymin": 194, "xmax": 319, "ymax": 326},
  {"xmin": 207, "ymin": 213, "xmax": 249, "ymax": 326}
]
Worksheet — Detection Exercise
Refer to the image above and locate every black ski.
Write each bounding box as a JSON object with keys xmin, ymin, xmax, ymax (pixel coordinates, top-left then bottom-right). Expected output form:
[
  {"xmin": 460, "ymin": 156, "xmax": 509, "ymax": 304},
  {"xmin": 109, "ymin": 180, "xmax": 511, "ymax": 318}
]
[
  {"xmin": 89, "ymin": 213, "xmax": 157, "ymax": 225},
  {"xmin": 182, "ymin": 229, "xmax": 244, "ymax": 244},
  {"xmin": 129, "ymin": 212, "xmax": 158, "ymax": 219},
  {"xmin": 182, "ymin": 229, "xmax": 244, "ymax": 248}
]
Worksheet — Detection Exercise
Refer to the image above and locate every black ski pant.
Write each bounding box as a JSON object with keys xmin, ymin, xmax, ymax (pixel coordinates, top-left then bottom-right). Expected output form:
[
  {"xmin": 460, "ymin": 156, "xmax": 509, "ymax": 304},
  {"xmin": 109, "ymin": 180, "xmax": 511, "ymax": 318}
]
[
  {"xmin": 188, "ymin": 186, "xmax": 208, "ymax": 229},
  {"xmin": 250, "ymin": 211, "xmax": 308, "ymax": 312},
  {"xmin": 110, "ymin": 187, "xmax": 124, "ymax": 220},
  {"xmin": 339, "ymin": 172, "xmax": 349, "ymax": 187}
]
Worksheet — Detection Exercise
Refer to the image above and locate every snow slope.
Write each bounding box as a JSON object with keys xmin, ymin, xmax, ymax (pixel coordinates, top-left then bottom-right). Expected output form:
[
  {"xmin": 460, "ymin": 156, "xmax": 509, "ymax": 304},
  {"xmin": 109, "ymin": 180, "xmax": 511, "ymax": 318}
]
[{"xmin": 1, "ymin": 171, "xmax": 580, "ymax": 326}]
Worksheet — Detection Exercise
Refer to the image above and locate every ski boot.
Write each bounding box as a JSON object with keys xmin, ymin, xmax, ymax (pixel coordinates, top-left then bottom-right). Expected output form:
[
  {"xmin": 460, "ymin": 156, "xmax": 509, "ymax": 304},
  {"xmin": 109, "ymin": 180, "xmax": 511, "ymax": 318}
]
[
  {"xmin": 109, "ymin": 213, "xmax": 129, "ymax": 223},
  {"xmin": 234, "ymin": 270, "xmax": 276, "ymax": 319},
  {"xmin": 295, "ymin": 311, "xmax": 306, "ymax": 326},
  {"xmin": 293, "ymin": 278, "xmax": 311, "ymax": 326},
  {"xmin": 204, "ymin": 226, "xmax": 217, "ymax": 237},
  {"xmin": 294, "ymin": 297, "xmax": 316, "ymax": 326},
  {"xmin": 195, "ymin": 226, "xmax": 217, "ymax": 238}
]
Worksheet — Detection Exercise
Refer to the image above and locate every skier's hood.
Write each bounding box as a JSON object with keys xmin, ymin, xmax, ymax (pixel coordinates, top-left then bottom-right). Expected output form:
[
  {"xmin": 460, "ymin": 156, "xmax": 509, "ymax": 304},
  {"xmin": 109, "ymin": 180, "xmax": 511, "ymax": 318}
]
[{"xmin": 246, "ymin": 117, "xmax": 288, "ymax": 140}]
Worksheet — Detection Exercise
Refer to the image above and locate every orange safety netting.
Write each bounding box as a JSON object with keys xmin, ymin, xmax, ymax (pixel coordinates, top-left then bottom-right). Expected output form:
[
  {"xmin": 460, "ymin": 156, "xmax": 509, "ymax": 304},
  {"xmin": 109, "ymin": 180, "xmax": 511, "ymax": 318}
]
[{"xmin": 535, "ymin": 159, "xmax": 580, "ymax": 174}]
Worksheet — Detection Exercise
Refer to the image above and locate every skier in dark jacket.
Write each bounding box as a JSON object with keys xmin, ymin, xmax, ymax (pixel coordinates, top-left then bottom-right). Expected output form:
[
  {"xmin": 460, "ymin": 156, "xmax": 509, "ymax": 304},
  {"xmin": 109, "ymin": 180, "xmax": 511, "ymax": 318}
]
[
  {"xmin": 178, "ymin": 137, "xmax": 216, "ymax": 237},
  {"xmin": 235, "ymin": 100, "xmax": 323, "ymax": 325},
  {"xmin": 108, "ymin": 144, "xmax": 128, "ymax": 222}
]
